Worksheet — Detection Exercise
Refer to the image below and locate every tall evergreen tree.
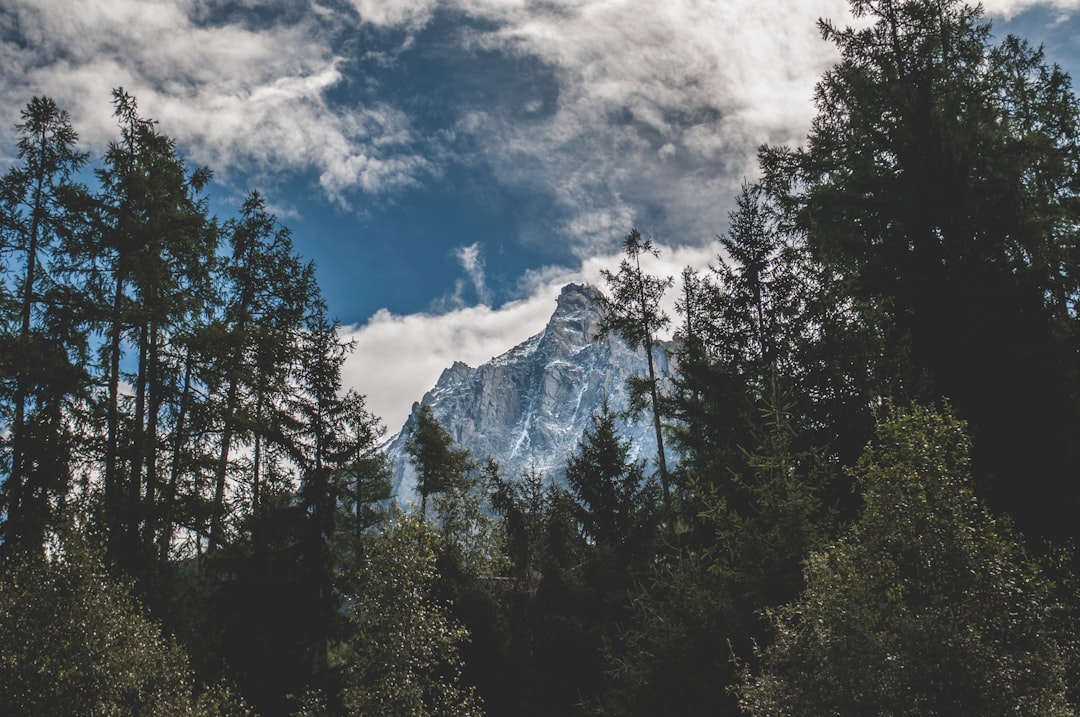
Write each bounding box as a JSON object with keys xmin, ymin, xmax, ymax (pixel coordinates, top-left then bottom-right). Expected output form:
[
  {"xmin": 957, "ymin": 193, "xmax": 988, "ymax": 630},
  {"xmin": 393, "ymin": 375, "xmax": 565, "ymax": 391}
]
[
  {"xmin": 93, "ymin": 88, "xmax": 217, "ymax": 573},
  {"xmin": 760, "ymin": 0, "xmax": 1080, "ymax": 543},
  {"xmin": 597, "ymin": 228, "xmax": 674, "ymax": 511},
  {"xmin": 0, "ymin": 97, "xmax": 90, "ymax": 557},
  {"xmin": 566, "ymin": 401, "xmax": 659, "ymax": 561}
]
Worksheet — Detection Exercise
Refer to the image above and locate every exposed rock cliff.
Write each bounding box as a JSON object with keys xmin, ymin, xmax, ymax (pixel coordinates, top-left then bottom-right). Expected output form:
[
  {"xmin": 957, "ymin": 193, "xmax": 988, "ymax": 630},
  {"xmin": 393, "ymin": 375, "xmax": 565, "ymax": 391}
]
[{"xmin": 383, "ymin": 283, "xmax": 670, "ymax": 503}]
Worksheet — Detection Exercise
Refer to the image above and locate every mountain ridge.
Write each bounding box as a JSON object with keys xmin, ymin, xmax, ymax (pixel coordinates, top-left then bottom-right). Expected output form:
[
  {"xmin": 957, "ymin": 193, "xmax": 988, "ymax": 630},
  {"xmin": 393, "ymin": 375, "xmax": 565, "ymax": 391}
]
[{"xmin": 382, "ymin": 283, "xmax": 670, "ymax": 502}]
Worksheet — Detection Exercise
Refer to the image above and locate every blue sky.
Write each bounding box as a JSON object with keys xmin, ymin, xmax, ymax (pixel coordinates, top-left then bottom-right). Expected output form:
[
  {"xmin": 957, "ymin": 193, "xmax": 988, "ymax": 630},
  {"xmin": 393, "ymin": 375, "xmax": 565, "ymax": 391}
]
[{"xmin": 1, "ymin": 0, "xmax": 1078, "ymax": 431}]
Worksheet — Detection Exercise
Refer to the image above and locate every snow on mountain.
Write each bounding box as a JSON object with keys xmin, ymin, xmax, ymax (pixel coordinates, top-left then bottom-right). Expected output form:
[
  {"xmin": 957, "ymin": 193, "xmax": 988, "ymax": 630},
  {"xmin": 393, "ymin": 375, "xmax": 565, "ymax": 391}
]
[{"xmin": 382, "ymin": 283, "xmax": 671, "ymax": 504}]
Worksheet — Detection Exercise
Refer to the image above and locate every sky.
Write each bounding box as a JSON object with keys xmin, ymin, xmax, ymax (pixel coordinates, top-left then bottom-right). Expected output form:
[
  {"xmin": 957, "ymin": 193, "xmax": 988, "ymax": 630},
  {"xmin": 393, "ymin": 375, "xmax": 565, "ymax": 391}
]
[{"xmin": 1, "ymin": 0, "xmax": 1078, "ymax": 433}]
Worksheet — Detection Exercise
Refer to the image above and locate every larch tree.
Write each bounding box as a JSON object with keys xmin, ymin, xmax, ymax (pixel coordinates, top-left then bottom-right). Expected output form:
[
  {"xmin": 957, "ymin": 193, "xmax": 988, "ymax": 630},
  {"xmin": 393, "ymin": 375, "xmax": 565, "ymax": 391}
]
[
  {"xmin": 597, "ymin": 228, "xmax": 674, "ymax": 512},
  {"xmin": 206, "ymin": 191, "xmax": 319, "ymax": 551},
  {"xmin": 94, "ymin": 88, "xmax": 217, "ymax": 573},
  {"xmin": 0, "ymin": 96, "xmax": 90, "ymax": 557}
]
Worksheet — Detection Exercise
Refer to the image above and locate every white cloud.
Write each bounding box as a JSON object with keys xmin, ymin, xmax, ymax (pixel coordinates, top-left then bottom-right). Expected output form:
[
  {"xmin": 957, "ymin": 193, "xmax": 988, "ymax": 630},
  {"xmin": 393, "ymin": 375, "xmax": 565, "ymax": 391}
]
[
  {"xmin": 433, "ymin": 0, "xmax": 854, "ymax": 254},
  {"xmin": 0, "ymin": 0, "xmax": 434, "ymax": 200},
  {"xmin": 454, "ymin": 242, "xmax": 491, "ymax": 305},
  {"xmin": 339, "ymin": 0, "xmax": 1073, "ymax": 259},
  {"xmin": 2, "ymin": 0, "xmax": 1064, "ymax": 251},
  {"xmin": 343, "ymin": 294, "xmax": 557, "ymax": 433},
  {"xmin": 343, "ymin": 240, "xmax": 716, "ymax": 431},
  {"xmin": 981, "ymin": 0, "xmax": 1079, "ymax": 18},
  {"xmin": 347, "ymin": 0, "xmax": 437, "ymax": 29}
]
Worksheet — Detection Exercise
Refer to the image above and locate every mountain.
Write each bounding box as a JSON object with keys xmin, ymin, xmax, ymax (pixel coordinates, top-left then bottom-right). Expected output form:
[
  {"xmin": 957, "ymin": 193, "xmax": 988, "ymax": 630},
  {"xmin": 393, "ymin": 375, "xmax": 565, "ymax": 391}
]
[{"xmin": 382, "ymin": 283, "xmax": 671, "ymax": 503}]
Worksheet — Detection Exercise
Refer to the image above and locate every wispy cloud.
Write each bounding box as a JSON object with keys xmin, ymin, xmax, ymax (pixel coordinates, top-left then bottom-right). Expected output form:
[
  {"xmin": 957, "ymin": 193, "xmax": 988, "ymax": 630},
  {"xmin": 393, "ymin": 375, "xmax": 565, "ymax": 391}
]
[{"xmin": 454, "ymin": 241, "xmax": 492, "ymax": 305}]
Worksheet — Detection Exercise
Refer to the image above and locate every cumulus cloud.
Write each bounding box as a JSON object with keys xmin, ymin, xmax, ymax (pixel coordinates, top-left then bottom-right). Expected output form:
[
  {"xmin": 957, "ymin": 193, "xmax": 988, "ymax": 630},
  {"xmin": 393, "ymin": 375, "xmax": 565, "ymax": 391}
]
[
  {"xmin": 343, "ymin": 240, "xmax": 716, "ymax": 431},
  {"xmin": 340, "ymin": 0, "xmax": 1070, "ymax": 257},
  {"xmin": 427, "ymin": 0, "xmax": 855, "ymax": 255},
  {"xmin": 2, "ymin": 0, "xmax": 1063, "ymax": 249},
  {"xmin": 5, "ymin": 0, "xmax": 1071, "ymax": 432},
  {"xmin": 0, "ymin": 0, "xmax": 435, "ymax": 202}
]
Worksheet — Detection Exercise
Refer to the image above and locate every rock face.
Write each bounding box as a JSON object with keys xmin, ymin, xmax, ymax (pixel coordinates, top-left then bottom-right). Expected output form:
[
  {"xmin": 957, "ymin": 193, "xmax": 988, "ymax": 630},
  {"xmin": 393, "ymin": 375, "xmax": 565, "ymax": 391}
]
[{"xmin": 383, "ymin": 283, "xmax": 670, "ymax": 503}]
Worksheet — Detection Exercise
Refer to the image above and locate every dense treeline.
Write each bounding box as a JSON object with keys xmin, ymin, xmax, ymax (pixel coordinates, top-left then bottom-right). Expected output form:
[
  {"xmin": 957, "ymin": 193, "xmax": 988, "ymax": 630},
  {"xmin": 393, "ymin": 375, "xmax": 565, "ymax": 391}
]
[{"xmin": 3, "ymin": 0, "xmax": 1080, "ymax": 714}]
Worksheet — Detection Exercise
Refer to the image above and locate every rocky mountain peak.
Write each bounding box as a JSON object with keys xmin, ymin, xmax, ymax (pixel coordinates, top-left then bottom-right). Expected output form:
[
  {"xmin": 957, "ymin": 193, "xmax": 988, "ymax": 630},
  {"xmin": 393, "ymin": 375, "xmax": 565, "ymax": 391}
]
[
  {"xmin": 382, "ymin": 283, "xmax": 669, "ymax": 504},
  {"xmin": 543, "ymin": 283, "xmax": 605, "ymax": 350}
]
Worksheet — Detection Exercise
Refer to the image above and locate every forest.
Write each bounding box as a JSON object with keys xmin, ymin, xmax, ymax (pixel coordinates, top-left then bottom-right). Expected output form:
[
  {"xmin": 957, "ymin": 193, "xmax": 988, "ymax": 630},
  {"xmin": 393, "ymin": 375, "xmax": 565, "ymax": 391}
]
[{"xmin": 3, "ymin": 0, "xmax": 1080, "ymax": 714}]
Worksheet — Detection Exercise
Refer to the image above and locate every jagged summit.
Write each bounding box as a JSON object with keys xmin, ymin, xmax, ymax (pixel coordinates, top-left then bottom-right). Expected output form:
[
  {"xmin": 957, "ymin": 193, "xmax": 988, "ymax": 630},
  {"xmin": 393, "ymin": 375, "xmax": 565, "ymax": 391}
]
[{"xmin": 383, "ymin": 283, "xmax": 669, "ymax": 504}]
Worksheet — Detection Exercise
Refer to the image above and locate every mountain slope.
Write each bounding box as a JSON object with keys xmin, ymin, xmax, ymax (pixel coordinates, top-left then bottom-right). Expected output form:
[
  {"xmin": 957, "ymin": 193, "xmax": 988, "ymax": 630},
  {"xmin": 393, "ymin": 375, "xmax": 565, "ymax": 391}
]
[{"xmin": 383, "ymin": 283, "xmax": 670, "ymax": 503}]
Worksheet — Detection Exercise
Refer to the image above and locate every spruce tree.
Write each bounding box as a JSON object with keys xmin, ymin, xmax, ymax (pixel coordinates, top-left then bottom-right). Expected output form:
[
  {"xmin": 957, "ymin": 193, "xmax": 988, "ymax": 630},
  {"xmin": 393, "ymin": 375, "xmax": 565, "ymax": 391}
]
[{"xmin": 760, "ymin": 0, "xmax": 1080, "ymax": 544}]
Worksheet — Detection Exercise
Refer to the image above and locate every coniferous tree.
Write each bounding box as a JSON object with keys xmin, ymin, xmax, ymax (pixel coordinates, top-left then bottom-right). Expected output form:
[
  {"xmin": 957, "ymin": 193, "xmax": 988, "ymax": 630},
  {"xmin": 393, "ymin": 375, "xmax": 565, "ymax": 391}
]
[
  {"xmin": 93, "ymin": 88, "xmax": 217, "ymax": 573},
  {"xmin": 760, "ymin": 0, "xmax": 1080, "ymax": 543},
  {"xmin": 0, "ymin": 97, "xmax": 90, "ymax": 557},
  {"xmin": 206, "ymin": 191, "xmax": 319, "ymax": 551},
  {"xmin": 406, "ymin": 403, "xmax": 474, "ymax": 520},
  {"xmin": 597, "ymin": 228, "xmax": 674, "ymax": 511},
  {"xmin": 547, "ymin": 403, "xmax": 661, "ymax": 713},
  {"xmin": 566, "ymin": 400, "xmax": 660, "ymax": 562}
]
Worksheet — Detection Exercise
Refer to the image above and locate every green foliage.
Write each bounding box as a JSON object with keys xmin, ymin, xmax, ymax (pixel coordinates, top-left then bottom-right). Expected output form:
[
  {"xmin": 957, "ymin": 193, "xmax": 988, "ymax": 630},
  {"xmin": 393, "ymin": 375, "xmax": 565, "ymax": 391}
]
[
  {"xmin": 598, "ymin": 399, "xmax": 828, "ymax": 717},
  {"xmin": 740, "ymin": 406, "xmax": 1076, "ymax": 716},
  {"xmin": 0, "ymin": 96, "xmax": 91, "ymax": 557},
  {"xmin": 595, "ymin": 551, "xmax": 736, "ymax": 717},
  {"xmin": 488, "ymin": 462, "xmax": 549, "ymax": 581},
  {"xmin": 702, "ymin": 402, "xmax": 829, "ymax": 617},
  {"xmin": 433, "ymin": 459, "xmax": 503, "ymax": 579},
  {"xmin": 407, "ymin": 403, "xmax": 475, "ymax": 518},
  {"xmin": 566, "ymin": 401, "xmax": 660, "ymax": 563},
  {"xmin": 335, "ymin": 514, "xmax": 482, "ymax": 717},
  {"xmin": 761, "ymin": 0, "xmax": 1080, "ymax": 542},
  {"xmin": 598, "ymin": 227, "xmax": 674, "ymax": 507},
  {"xmin": 0, "ymin": 542, "xmax": 250, "ymax": 717}
]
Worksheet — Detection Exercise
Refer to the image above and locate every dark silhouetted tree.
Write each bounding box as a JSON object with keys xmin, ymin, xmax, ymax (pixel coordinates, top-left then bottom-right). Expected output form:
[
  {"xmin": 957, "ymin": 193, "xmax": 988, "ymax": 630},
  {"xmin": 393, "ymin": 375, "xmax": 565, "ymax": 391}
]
[{"xmin": 0, "ymin": 97, "xmax": 89, "ymax": 557}]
